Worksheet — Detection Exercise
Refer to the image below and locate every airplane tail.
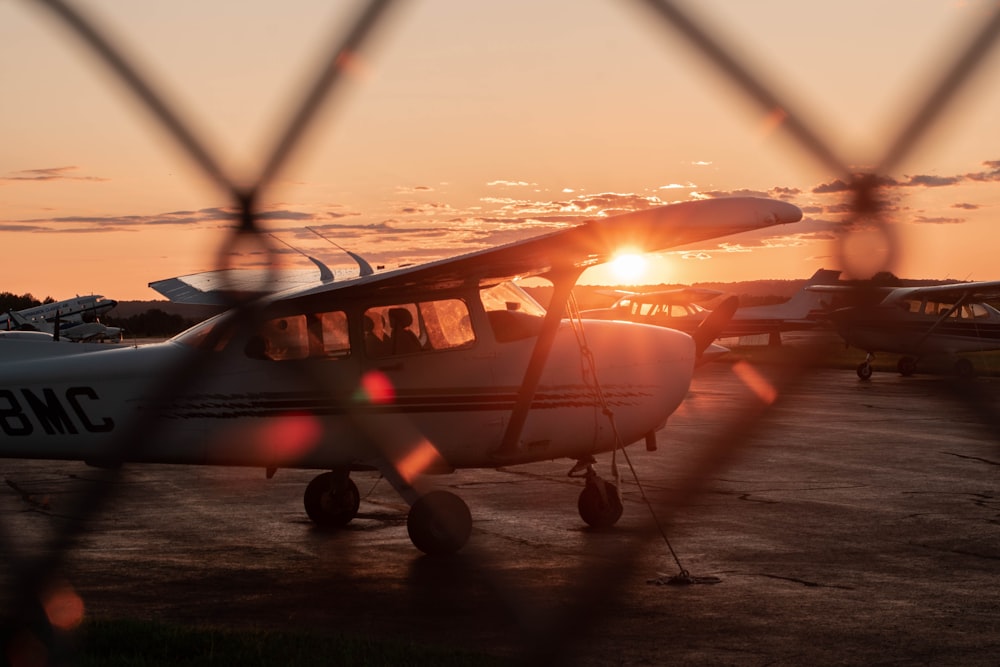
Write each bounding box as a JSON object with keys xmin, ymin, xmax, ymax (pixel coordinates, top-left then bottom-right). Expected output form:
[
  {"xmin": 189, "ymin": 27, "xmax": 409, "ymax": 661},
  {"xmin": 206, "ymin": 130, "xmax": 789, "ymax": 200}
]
[
  {"xmin": 738, "ymin": 268, "xmax": 842, "ymax": 322},
  {"xmin": 692, "ymin": 295, "xmax": 739, "ymax": 360},
  {"xmin": 6, "ymin": 309, "xmax": 35, "ymax": 331}
]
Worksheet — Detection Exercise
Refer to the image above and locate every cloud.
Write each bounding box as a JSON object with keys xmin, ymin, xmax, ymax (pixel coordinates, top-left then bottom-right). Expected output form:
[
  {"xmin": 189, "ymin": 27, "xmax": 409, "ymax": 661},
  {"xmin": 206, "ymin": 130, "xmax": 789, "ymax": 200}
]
[
  {"xmin": 913, "ymin": 215, "xmax": 964, "ymax": 224},
  {"xmin": 487, "ymin": 180, "xmax": 533, "ymax": 187},
  {"xmin": 6, "ymin": 206, "xmax": 327, "ymax": 232},
  {"xmin": 693, "ymin": 188, "xmax": 772, "ymax": 199},
  {"xmin": 901, "ymin": 174, "xmax": 962, "ymax": 187},
  {"xmin": 1, "ymin": 166, "xmax": 108, "ymax": 183}
]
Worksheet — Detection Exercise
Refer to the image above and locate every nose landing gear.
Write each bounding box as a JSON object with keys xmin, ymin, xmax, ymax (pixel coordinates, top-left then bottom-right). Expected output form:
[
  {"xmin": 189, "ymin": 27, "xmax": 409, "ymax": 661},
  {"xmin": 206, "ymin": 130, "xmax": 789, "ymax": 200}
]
[{"xmin": 570, "ymin": 459, "xmax": 623, "ymax": 529}]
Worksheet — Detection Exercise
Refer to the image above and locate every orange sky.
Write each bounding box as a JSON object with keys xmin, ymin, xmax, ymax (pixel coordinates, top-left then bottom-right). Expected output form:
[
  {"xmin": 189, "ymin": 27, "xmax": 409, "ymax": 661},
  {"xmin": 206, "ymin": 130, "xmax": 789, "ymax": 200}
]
[{"xmin": 3, "ymin": 0, "xmax": 1000, "ymax": 301}]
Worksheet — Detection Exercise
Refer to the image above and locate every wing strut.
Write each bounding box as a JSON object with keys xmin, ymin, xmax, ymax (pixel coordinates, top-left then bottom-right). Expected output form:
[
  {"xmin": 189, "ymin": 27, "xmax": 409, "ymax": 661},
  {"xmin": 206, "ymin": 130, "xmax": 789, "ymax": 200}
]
[{"xmin": 495, "ymin": 268, "xmax": 583, "ymax": 459}]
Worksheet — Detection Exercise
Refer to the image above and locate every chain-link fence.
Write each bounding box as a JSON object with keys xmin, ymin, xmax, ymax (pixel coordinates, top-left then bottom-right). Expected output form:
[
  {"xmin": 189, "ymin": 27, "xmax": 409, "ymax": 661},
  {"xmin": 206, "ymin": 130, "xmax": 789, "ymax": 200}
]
[{"xmin": 4, "ymin": 0, "xmax": 1000, "ymax": 664}]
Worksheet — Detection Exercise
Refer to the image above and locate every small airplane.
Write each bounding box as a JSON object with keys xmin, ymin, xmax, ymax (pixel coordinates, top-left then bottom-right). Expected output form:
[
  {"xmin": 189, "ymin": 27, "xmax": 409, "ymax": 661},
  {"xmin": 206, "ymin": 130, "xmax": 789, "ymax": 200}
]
[
  {"xmin": 2, "ymin": 294, "xmax": 123, "ymax": 342},
  {"xmin": 0, "ymin": 197, "xmax": 801, "ymax": 554},
  {"xmin": 808, "ymin": 279, "xmax": 1000, "ymax": 379},
  {"xmin": 582, "ymin": 268, "xmax": 840, "ymax": 345},
  {"xmin": 1, "ymin": 294, "xmax": 118, "ymax": 329}
]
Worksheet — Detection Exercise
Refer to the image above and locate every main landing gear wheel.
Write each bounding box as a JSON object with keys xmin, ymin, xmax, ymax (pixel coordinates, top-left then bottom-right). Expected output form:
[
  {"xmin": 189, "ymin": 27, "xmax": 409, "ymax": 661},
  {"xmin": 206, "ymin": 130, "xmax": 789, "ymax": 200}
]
[
  {"xmin": 897, "ymin": 357, "xmax": 917, "ymax": 377},
  {"xmin": 407, "ymin": 491, "xmax": 472, "ymax": 556},
  {"xmin": 578, "ymin": 476, "xmax": 623, "ymax": 529},
  {"xmin": 304, "ymin": 472, "xmax": 360, "ymax": 529},
  {"xmin": 856, "ymin": 362, "xmax": 873, "ymax": 381},
  {"xmin": 954, "ymin": 358, "xmax": 975, "ymax": 379}
]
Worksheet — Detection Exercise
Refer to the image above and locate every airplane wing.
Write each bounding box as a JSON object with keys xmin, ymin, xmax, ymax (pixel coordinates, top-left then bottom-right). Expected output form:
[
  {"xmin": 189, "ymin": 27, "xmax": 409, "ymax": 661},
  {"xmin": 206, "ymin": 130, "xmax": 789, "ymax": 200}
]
[
  {"xmin": 287, "ymin": 197, "xmax": 802, "ymax": 300},
  {"xmin": 149, "ymin": 257, "xmax": 349, "ymax": 305},
  {"xmin": 149, "ymin": 267, "xmax": 331, "ymax": 305},
  {"xmin": 879, "ymin": 280, "xmax": 1000, "ymax": 306},
  {"xmin": 629, "ymin": 287, "xmax": 725, "ymax": 305},
  {"xmin": 151, "ymin": 197, "xmax": 800, "ymax": 305}
]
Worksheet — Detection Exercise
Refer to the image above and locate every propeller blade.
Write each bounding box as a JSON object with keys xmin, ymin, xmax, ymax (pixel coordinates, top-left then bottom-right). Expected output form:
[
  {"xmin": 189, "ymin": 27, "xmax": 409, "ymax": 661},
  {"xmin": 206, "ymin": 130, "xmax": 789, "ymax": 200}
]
[{"xmin": 692, "ymin": 295, "xmax": 738, "ymax": 357}]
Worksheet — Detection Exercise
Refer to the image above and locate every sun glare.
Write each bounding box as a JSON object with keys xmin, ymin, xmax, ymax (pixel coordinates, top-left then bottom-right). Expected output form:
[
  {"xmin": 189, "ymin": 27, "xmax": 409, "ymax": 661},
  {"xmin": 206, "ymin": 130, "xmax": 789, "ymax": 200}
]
[{"xmin": 610, "ymin": 252, "xmax": 648, "ymax": 283}]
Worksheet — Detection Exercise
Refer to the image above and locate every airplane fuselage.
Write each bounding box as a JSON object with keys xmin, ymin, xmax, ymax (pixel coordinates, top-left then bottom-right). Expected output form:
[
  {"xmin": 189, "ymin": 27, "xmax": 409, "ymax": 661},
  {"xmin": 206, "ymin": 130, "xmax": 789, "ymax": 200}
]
[
  {"xmin": 831, "ymin": 302, "xmax": 1000, "ymax": 356},
  {"xmin": 0, "ymin": 283, "xmax": 694, "ymax": 473}
]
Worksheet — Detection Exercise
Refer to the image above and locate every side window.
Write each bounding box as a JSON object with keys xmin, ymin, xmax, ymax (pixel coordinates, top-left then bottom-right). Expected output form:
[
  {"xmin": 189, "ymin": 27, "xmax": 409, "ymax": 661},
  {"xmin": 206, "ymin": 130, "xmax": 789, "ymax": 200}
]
[
  {"xmin": 246, "ymin": 310, "xmax": 350, "ymax": 360},
  {"xmin": 315, "ymin": 311, "xmax": 351, "ymax": 356},
  {"xmin": 420, "ymin": 299, "xmax": 475, "ymax": 350},
  {"xmin": 364, "ymin": 299, "xmax": 474, "ymax": 357}
]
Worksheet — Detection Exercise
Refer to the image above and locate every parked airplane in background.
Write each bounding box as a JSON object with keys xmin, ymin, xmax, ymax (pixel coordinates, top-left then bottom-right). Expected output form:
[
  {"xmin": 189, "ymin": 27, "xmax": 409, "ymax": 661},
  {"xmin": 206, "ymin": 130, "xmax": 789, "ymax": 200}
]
[
  {"xmin": 2, "ymin": 294, "xmax": 122, "ymax": 342},
  {"xmin": 809, "ymin": 279, "xmax": 1000, "ymax": 379},
  {"xmin": 1, "ymin": 294, "xmax": 117, "ymax": 329},
  {"xmin": 582, "ymin": 268, "xmax": 840, "ymax": 345},
  {"xmin": 0, "ymin": 197, "xmax": 801, "ymax": 554}
]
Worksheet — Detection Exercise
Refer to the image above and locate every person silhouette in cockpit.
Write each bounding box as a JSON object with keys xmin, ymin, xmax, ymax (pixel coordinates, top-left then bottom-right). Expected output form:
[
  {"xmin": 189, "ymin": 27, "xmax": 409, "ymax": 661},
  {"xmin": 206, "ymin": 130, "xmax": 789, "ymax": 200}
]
[{"xmin": 387, "ymin": 307, "xmax": 422, "ymax": 354}]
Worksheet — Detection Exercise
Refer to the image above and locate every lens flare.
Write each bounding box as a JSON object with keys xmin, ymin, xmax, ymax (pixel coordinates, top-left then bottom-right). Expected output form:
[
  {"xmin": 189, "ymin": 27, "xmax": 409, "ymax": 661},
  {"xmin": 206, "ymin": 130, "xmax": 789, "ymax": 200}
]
[
  {"xmin": 732, "ymin": 360, "xmax": 777, "ymax": 405},
  {"xmin": 356, "ymin": 370, "xmax": 396, "ymax": 405},
  {"xmin": 395, "ymin": 439, "xmax": 447, "ymax": 484},
  {"xmin": 43, "ymin": 583, "xmax": 85, "ymax": 630}
]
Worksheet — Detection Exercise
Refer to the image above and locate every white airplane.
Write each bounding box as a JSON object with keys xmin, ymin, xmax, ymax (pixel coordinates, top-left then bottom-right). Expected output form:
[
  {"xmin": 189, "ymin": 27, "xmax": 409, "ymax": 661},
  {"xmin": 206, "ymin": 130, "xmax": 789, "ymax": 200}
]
[
  {"xmin": 0, "ymin": 197, "xmax": 801, "ymax": 554},
  {"xmin": 582, "ymin": 268, "xmax": 840, "ymax": 345},
  {"xmin": 809, "ymin": 279, "xmax": 1000, "ymax": 379},
  {"xmin": 2, "ymin": 294, "xmax": 123, "ymax": 342},
  {"xmin": 1, "ymin": 294, "xmax": 118, "ymax": 329}
]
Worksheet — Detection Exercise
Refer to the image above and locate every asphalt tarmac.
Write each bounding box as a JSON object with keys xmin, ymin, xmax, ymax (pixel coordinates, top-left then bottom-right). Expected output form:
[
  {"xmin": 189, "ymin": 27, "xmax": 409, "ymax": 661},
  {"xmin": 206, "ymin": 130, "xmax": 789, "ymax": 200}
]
[{"xmin": 2, "ymin": 359, "xmax": 999, "ymax": 665}]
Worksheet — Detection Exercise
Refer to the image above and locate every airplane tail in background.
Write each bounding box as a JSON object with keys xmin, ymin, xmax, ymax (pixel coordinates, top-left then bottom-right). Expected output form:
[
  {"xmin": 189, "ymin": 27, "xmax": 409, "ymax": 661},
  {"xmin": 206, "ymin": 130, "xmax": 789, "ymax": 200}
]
[
  {"xmin": 6, "ymin": 309, "xmax": 34, "ymax": 331},
  {"xmin": 737, "ymin": 269, "xmax": 842, "ymax": 322}
]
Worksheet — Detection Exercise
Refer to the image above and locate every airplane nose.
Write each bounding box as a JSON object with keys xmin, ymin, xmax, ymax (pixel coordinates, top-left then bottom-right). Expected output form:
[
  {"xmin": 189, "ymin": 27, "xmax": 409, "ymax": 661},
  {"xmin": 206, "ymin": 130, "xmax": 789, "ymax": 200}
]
[{"xmin": 574, "ymin": 320, "xmax": 696, "ymax": 445}]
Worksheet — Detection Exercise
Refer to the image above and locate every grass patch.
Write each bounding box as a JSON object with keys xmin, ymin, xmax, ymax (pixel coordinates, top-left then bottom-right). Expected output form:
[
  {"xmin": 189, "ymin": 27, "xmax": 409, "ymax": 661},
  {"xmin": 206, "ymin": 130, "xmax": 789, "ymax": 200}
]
[{"xmin": 71, "ymin": 618, "xmax": 507, "ymax": 667}]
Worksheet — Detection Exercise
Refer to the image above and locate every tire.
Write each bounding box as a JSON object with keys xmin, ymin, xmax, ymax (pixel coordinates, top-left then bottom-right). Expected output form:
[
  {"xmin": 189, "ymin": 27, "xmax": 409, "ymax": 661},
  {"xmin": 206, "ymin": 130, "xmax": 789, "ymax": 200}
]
[
  {"xmin": 304, "ymin": 472, "xmax": 360, "ymax": 529},
  {"xmin": 406, "ymin": 491, "xmax": 472, "ymax": 555},
  {"xmin": 578, "ymin": 479, "xmax": 623, "ymax": 529},
  {"xmin": 954, "ymin": 358, "xmax": 975, "ymax": 379},
  {"xmin": 856, "ymin": 362, "xmax": 873, "ymax": 381},
  {"xmin": 897, "ymin": 357, "xmax": 917, "ymax": 377}
]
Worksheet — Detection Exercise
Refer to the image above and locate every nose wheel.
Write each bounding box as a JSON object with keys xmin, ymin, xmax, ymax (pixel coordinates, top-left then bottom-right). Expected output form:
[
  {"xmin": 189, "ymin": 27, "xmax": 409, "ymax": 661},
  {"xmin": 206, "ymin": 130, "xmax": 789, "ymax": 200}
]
[
  {"xmin": 857, "ymin": 352, "xmax": 875, "ymax": 380},
  {"xmin": 572, "ymin": 462, "xmax": 623, "ymax": 529},
  {"xmin": 304, "ymin": 470, "xmax": 360, "ymax": 529}
]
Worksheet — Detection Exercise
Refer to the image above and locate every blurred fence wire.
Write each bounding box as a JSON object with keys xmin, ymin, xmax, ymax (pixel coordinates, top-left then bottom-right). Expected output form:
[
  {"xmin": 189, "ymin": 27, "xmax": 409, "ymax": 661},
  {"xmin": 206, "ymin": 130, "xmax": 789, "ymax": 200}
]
[{"xmin": 4, "ymin": 0, "xmax": 1000, "ymax": 664}]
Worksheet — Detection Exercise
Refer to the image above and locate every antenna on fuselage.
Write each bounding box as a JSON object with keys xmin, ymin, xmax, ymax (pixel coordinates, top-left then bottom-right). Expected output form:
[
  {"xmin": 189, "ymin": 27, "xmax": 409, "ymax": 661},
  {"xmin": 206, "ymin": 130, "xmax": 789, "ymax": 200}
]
[
  {"xmin": 306, "ymin": 226, "xmax": 375, "ymax": 277},
  {"xmin": 268, "ymin": 234, "xmax": 335, "ymax": 283}
]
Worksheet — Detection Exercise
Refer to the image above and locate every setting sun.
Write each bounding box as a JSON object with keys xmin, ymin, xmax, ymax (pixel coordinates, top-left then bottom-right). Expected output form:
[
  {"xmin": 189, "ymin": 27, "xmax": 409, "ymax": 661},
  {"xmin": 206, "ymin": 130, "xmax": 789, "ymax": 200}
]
[{"xmin": 609, "ymin": 252, "xmax": 648, "ymax": 284}]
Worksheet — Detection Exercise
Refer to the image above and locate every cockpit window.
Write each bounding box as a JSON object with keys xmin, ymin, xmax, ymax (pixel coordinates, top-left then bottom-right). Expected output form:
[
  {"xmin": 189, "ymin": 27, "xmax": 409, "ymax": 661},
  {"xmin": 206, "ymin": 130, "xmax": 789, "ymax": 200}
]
[
  {"xmin": 968, "ymin": 303, "xmax": 990, "ymax": 319},
  {"xmin": 364, "ymin": 298, "xmax": 474, "ymax": 357}
]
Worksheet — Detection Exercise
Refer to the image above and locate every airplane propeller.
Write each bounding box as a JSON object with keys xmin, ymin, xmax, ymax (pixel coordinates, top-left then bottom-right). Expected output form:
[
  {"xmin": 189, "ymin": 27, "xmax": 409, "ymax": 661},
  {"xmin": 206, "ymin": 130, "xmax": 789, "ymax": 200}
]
[{"xmin": 691, "ymin": 294, "xmax": 739, "ymax": 358}]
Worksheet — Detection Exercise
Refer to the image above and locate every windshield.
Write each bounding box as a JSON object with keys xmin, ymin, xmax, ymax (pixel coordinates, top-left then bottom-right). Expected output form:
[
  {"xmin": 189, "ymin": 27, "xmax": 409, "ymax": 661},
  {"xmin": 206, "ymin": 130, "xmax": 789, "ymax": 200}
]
[
  {"xmin": 480, "ymin": 281, "xmax": 546, "ymax": 317},
  {"xmin": 170, "ymin": 311, "xmax": 234, "ymax": 351}
]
